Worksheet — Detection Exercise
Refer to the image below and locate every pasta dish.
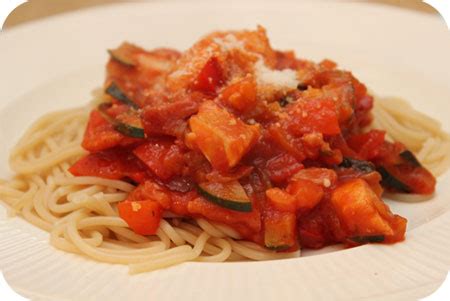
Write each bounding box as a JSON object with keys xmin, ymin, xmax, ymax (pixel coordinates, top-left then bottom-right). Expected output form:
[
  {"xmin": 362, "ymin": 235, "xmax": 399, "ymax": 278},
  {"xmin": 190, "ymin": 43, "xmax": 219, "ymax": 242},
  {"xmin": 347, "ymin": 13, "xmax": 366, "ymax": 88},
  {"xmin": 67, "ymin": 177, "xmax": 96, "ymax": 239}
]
[{"xmin": 1, "ymin": 27, "xmax": 449, "ymax": 274}]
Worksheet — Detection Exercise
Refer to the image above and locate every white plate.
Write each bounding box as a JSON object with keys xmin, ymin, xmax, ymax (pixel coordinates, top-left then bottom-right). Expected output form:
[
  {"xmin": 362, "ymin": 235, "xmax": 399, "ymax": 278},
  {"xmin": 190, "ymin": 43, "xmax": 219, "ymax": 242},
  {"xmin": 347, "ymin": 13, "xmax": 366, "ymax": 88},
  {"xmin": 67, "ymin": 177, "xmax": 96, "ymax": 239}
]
[{"xmin": 1, "ymin": 1, "xmax": 450, "ymax": 300}]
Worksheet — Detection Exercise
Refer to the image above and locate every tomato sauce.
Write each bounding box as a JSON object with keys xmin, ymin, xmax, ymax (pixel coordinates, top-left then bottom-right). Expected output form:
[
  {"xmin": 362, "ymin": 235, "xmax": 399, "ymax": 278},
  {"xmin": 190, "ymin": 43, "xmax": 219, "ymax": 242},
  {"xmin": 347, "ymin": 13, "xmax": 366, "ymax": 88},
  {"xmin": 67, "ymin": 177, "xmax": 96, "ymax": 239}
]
[{"xmin": 70, "ymin": 27, "xmax": 436, "ymax": 250}]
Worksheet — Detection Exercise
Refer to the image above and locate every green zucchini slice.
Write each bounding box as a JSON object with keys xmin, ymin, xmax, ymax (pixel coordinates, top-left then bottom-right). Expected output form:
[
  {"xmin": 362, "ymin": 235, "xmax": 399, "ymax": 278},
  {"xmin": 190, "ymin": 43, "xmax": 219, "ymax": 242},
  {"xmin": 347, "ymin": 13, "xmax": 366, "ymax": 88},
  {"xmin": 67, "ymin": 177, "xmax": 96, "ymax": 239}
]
[
  {"xmin": 105, "ymin": 82, "xmax": 139, "ymax": 110},
  {"xmin": 377, "ymin": 166, "xmax": 412, "ymax": 193},
  {"xmin": 399, "ymin": 150, "xmax": 421, "ymax": 167},
  {"xmin": 349, "ymin": 235, "xmax": 385, "ymax": 244},
  {"xmin": 98, "ymin": 103, "xmax": 145, "ymax": 139},
  {"xmin": 340, "ymin": 157, "xmax": 375, "ymax": 173},
  {"xmin": 107, "ymin": 42, "xmax": 141, "ymax": 67},
  {"xmin": 197, "ymin": 180, "xmax": 252, "ymax": 212}
]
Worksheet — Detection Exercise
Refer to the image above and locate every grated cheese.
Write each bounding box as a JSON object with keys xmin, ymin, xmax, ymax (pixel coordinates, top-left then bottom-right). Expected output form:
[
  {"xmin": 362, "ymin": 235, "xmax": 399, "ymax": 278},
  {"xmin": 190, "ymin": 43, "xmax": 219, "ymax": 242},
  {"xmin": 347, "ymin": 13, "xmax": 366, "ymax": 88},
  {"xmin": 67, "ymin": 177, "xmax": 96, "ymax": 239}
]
[
  {"xmin": 213, "ymin": 34, "xmax": 245, "ymax": 52},
  {"xmin": 254, "ymin": 59, "xmax": 299, "ymax": 90}
]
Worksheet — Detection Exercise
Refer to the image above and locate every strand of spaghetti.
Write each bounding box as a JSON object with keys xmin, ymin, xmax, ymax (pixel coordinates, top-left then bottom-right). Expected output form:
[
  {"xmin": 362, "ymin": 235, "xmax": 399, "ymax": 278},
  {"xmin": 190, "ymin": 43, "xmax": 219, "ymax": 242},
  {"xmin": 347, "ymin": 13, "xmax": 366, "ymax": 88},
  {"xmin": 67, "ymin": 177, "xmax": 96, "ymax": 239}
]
[
  {"xmin": 422, "ymin": 139, "xmax": 450, "ymax": 162},
  {"xmin": 11, "ymin": 183, "xmax": 38, "ymax": 212},
  {"xmin": 159, "ymin": 219, "xmax": 186, "ymax": 246},
  {"xmin": 373, "ymin": 106, "xmax": 424, "ymax": 150},
  {"xmin": 12, "ymin": 108, "xmax": 86, "ymax": 152},
  {"xmin": 67, "ymin": 185, "xmax": 104, "ymax": 203},
  {"xmin": 174, "ymin": 225, "xmax": 237, "ymax": 261},
  {"xmin": 66, "ymin": 212, "xmax": 173, "ymax": 264},
  {"xmin": 376, "ymin": 98, "xmax": 442, "ymax": 133},
  {"xmin": 33, "ymin": 185, "xmax": 60, "ymax": 224},
  {"xmin": 53, "ymin": 176, "xmax": 135, "ymax": 192},
  {"xmin": 0, "ymin": 185, "xmax": 24, "ymax": 199},
  {"xmin": 109, "ymin": 226, "xmax": 152, "ymax": 244},
  {"xmin": 128, "ymin": 233, "xmax": 211, "ymax": 274},
  {"xmin": 129, "ymin": 246, "xmax": 196, "ymax": 274},
  {"xmin": 4, "ymin": 178, "xmax": 28, "ymax": 190},
  {"xmin": 98, "ymin": 242, "xmax": 167, "ymax": 255},
  {"xmin": 92, "ymin": 192, "xmax": 128, "ymax": 203},
  {"xmin": 210, "ymin": 221, "xmax": 242, "ymax": 240},
  {"xmin": 196, "ymin": 218, "xmax": 226, "ymax": 238},
  {"xmin": 417, "ymin": 138, "xmax": 438, "ymax": 162},
  {"xmin": 196, "ymin": 238, "xmax": 232, "ymax": 262},
  {"xmin": 47, "ymin": 186, "xmax": 87, "ymax": 214},
  {"xmin": 192, "ymin": 232, "xmax": 210, "ymax": 256},
  {"xmin": 21, "ymin": 200, "xmax": 52, "ymax": 231},
  {"xmin": 102, "ymin": 239, "xmax": 161, "ymax": 249},
  {"xmin": 10, "ymin": 144, "xmax": 86, "ymax": 174}
]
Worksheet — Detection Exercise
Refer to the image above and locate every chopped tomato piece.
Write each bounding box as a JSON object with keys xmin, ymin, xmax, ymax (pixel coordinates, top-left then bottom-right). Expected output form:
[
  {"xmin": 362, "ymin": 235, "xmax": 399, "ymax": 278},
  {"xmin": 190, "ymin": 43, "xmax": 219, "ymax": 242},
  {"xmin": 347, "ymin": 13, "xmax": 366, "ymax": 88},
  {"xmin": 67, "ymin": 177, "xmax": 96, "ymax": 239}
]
[
  {"xmin": 133, "ymin": 139, "xmax": 185, "ymax": 180},
  {"xmin": 298, "ymin": 199, "xmax": 346, "ymax": 249},
  {"xmin": 286, "ymin": 179, "xmax": 324, "ymax": 210},
  {"xmin": 265, "ymin": 153, "xmax": 303, "ymax": 183},
  {"xmin": 82, "ymin": 110, "xmax": 124, "ymax": 152},
  {"xmin": 118, "ymin": 200, "xmax": 163, "ymax": 235},
  {"xmin": 266, "ymin": 188, "xmax": 297, "ymax": 212},
  {"xmin": 347, "ymin": 130, "xmax": 386, "ymax": 160},
  {"xmin": 291, "ymin": 168, "xmax": 337, "ymax": 188},
  {"xmin": 264, "ymin": 210, "xmax": 297, "ymax": 250},
  {"xmin": 220, "ymin": 75, "xmax": 257, "ymax": 111},
  {"xmin": 331, "ymin": 179, "xmax": 407, "ymax": 241},
  {"xmin": 286, "ymin": 98, "xmax": 340, "ymax": 136},
  {"xmin": 142, "ymin": 99, "xmax": 199, "ymax": 138},
  {"xmin": 128, "ymin": 181, "xmax": 172, "ymax": 209},
  {"xmin": 69, "ymin": 148, "xmax": 149, "ymax": 183},
  {"xmin": 191, "ymin": 57, "xmax": 224, "ymax": 95},
  {"xmin": 189, "ymin": 101, "xmax": 260, "ymax": 171}
]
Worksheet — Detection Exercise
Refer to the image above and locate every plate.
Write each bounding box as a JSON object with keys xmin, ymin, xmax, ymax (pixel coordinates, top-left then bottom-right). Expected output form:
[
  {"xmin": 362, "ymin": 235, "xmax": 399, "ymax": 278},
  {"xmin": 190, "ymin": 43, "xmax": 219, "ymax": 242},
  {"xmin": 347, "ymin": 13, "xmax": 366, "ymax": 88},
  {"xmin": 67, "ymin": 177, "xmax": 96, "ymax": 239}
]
[{"xmin": 1, "ymin": 1, "xmax": 450, "ymax": 300}]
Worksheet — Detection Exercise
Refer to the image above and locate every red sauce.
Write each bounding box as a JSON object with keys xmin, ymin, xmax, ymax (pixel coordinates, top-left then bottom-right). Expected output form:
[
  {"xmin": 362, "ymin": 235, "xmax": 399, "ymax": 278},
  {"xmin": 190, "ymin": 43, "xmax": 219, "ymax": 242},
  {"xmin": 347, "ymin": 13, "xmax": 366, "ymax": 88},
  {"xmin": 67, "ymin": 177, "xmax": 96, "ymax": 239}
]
[{"xmin": 70, "ymin": 27, "xmax": 436, "ymax": 250}]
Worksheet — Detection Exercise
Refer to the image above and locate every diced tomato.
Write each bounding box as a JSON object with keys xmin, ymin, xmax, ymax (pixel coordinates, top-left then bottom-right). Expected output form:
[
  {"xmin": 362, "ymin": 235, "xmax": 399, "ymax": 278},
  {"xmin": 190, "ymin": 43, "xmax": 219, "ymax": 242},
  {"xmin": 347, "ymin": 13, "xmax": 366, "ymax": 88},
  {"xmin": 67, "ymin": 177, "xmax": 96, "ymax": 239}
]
[
  {"xmin": 189, "ymin": 101, "xmax": 260, "ymax": 171},
  {"xmin": 191, "ymin": 57, "xmax": 224, "ymax": 95},
  {"xmin": 128, "ymin": 181, "xmax": 172, "ymax": 209},
  {"xmin": 118, "ymin": 200, "xmax": 163, "ymax": 235},
  {"xmin": 220, "ymin": 75, "xmax": 257, "ymax": 112},
  {"xmin": 331, "ymin": 179, "xmax": 407, "ymax": 241},
  {"xmin": 69, "ymin": 148, "xmax": 149, "ymax": 183},
  {"xmin": 142, "ymin": 99, "xmax": 199, "ymax": 138},
  {"xmin": 347, "ymin": 130, "xmax": 386, "ymax": 160},
  {"xmin": 267, "ymin": 125, "xmax": 306, "ymax": 161},
  {"xmin": 82, "ymin": 110, "xmax": 124, "ymax": 152},
  {"xmin": 187, "ymin": 196, "xmax": 261, "ymax": 233},
  {"xmin": 286, "ymin": 179, "xmax": 324, "ymax": 210},
  {"xmin": 170, "ymin": 191, "xmax": 198, "ymax": 216},
  {"xmin": 319, "ymin": 59, "xmax": 337, "ymax": 70},
  {"xmin": 265, "ymin": 153, "xmax": 303, "ymax": 183},
  {"xmin": 264, "ymin": 209, "xmax": 297, "ymax": 249},
  {"xmin": 298, "ymin": 199, "xmax": 346, "ymax": 249},
  {"xmin": 133, "ymin": 139, "xmax": 185, "ymax": 180},
  {"xmin": 266, "ymin": 188, "xmax": 297, "ymax": 212},
  {"xmin": 291, "ymin": 168, "xmax": 337, "ymax": 188},
  {"xmin": 205, "ymin": 165, "xmax": 254, "ymax": 183},
  {"xmin": 286, "ymin": 98, "xmax": 340, "ymax": 136}
]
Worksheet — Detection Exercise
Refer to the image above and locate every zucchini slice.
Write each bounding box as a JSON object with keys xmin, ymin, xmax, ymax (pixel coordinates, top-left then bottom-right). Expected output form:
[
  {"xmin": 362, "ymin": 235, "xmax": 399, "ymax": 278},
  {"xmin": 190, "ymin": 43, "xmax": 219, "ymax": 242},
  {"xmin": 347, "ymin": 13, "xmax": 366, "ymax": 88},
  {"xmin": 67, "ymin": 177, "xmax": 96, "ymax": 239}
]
[
  {"xmin": 349, "ymin": 235, "xmax": 385, "ymax": 244},
  {"xmin": 197, "ymin": 180, "xmax": 252, "ymax": 212},
  {"xmin": 107, "ymin": 42, "xmax": 140, "ymax": 67},
  {"xmin": 340, "ymin": 157, "xmax": 375, "ymax": 173},
  {"xmin": 105, "ymin": 82, "xmax": 140, "ymax": 110},
  {"xmin": 98, "ymin": 103, "xmax": 145, "ymax": 139},
  {"xmin": 399, "ymin": 150, "xmax": 421, "ymax": 167},
  {"xmin": 377, "ymin": 166, "xmax": 412, "ymax": 193},
  {"xmin": 108, "ymin": 49, "xmax": 135, "ymax": 67}
]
